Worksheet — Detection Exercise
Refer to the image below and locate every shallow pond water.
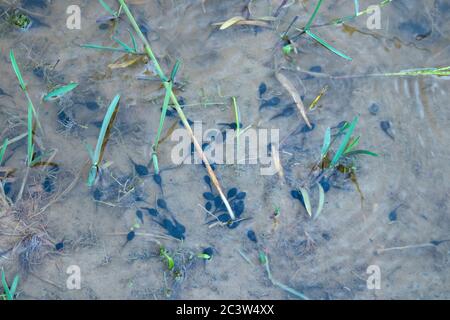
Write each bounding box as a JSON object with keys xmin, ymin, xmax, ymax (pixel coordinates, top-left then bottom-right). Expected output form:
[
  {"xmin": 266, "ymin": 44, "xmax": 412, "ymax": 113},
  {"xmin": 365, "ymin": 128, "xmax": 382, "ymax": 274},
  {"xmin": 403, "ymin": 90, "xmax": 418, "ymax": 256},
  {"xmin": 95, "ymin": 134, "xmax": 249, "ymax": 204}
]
[{"xmin": 0, "ymin": 0, "xmax": 449, "ymax": 300}]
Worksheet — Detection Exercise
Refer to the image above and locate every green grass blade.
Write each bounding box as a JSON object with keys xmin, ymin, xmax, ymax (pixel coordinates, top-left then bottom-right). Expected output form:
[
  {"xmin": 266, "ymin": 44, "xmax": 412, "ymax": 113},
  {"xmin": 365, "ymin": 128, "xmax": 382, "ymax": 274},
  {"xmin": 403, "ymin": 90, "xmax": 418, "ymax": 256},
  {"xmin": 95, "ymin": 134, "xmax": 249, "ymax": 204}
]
[
  {"xmin": 27, "ymin": 100, "xmax": 34, "ymax": 166},
  {"xmin": 43, "ymin": 82, "xmax": 78, "ymax": 101},
  {"xmin": 331, "ymin": 116, "xmax": 358, "ymax": 167},
  {"xmin": 384, "ymin": 66, "xmax": 450, "ymax": 77},
  {"xmin": 344, "ymin": 135, "xmax": 360, "ymax": 154},
  {"xmin": 306, "ymin": 30, "xmax": 352, "ymax": 61},
  {"xmin": 344, "ymin": 149, "xmax": 379, "ymax": 157},
  {"xmin": 170, "ymin": 60, "xmax": 181, "ymax": 81},
  {"xmin": 153, "ymin": 82, "xmax": 173, "ymax": 152},
  {"xmin": 305, "ymin": 0, "xmax": 324, "ymax": 30},
  {"xmin": 9, "ymin": 275, "xmax": 19, "ymax": 297},
  {"xmin": 232, "ymin": 97, "xmax": 240, "ymax": 150},
  {"xmin": 272, "ymin": 279, "xmax": 310, "ymax": 300},
  {"xmin": 151, "ymin": 153, "xmax": 159, "ymax": 174},
  {"xmin": 299, "ymin": 187, "xmax": 312, "ymax": 217},
  {"xmin": 113, "ymin": 35, "xmax": 134, "ymax": 53},
  {"xmin": 98, "ymin": 0, "xmax": 116, "ymax": 16},
  {"xmin": 0, "ymin": 138, "xmax": 8, "ymax": 165},
  {"xmin": 321, "ymin": 127, "xmax": 331, "ymax": 158},
  {"xmin": 10, "ymin": 49, "xmax": 26, "ymax": 90},
  {"xmin": 88, "ymin": 94, "xmax": 121, "ymax": 186},
  {"xmin": 128, "ymin": 29, "xmax": 137, "ymax": 52},
  {"xmin": 1, "ymin": 269, "xmax": 13, "ymax": 300},
  {"xmin": 81, "ymin": 44, "xmax": 130, "ymax": 53},
  {"xmin": 354, "ymin": 0, "xmax": 359, "ymax": 16},
  {"xmin": 314, "ymin": 182, "xmax": 325, "ymax": 220},
  {"xmin": 10, "ymin": 49, "xmax": 44, "ymax": 135}
]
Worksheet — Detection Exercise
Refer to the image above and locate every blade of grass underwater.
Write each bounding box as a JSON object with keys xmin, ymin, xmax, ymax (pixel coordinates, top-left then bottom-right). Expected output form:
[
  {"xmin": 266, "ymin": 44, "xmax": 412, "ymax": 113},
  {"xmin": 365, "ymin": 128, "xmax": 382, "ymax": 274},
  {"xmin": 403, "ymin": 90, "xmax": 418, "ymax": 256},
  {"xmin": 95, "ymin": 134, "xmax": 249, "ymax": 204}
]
[
  {"xmin": 354, "ymin": 0, "xmax": 360, "ymax": 16},
  {"xmin": 331, "ymin": 116, "xmax": 358, "ymax": 167},
  {"xmin": 10, "ymin": 50, "xmax": 26, "ymax": 90},
  {"xmin": 262, "ymin": 253, "xmax": 309, "ymax": 300},
  {"xmin": 88, "ymin": 94, "xmax": 121, "ymax": 186},
  {"xmin": 299, "ymin": 187, "xmax": 312, "ymax": 217},
  {"xmin": 152, "ymin": 81, "xmax": 173, "ymax": 174},
  {"xmin": 9, "ymin": 275, "xmax": 19, "ymax": 297},
  {"xmin": 219, "ymin": 16, "xmax": 245, "ymax": 30},
  {"xmin": 305, "ymin": 30, "xmax": 352, "ymax": 61},
  {"xmin": 128, "ymin": 29, "xmax": 137, "ymax": 52},
  {"xmin": 384, "ymin": 66, "xmax": 450, "ymax": 77},
  {"xmin": 344, "ymin": 149, "xmax": 379, "ymax": 157},
  {"xmin": 344, "ymin": 135, "xmax": 360, "ymax": 154},
  {"xmin": 10, "ymin": 50, "xmax": 43, "ymax": 135},
  {"xmin": 305, "ymin": 0, "xmax": 324, "ymax": 30},
  {"xmin": 113, "ymin": 35, "xmax": 135, "ymax": 53},
  {"xmin": 0, "ymin": 138, "xmax": 8, "ymax": 165},
  {"xmin": 1, "ymin": 269, "xmax": 12, "ymax": 300},
  {"xmin": 314, "ymin": 182, "xmax": 325, "ymax": 220},
  {"xmin": 43, "ymin": 82, "xmax": 78, "ymax": 101},
  {"xmin": 321, "ymin": 127, "xmax": 331, "ymax": 159},
  {"xmin": 232, "ymin": 97, "xmax": 240, "ymax": 150},
  {"xmin": 118, "ymin": 0, "xmax": 236, "ymax": 221},
  {"xmin": 27, "ymin": 100, "xmax": 34, "ymax": 166},
  {"xmin": 99, "ymin": 0, "xmax": 116, "ymax": 16},
  {"xmin": 81, "ymin": 44, "xmax": 132, "ymax": 53}
]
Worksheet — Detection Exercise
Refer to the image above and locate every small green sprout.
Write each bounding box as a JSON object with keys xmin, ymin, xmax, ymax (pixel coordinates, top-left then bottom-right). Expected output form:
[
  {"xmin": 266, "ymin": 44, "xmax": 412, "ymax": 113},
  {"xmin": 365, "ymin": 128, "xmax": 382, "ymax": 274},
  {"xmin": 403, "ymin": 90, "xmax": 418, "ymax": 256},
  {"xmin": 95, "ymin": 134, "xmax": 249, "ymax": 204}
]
[
  {"xmin": 197, "ymin": 253, "xmax": 212, "ymax": 261},
  {"xmin": 160, "ymin": 247, "xmax": 175, "ymax": 271},
  {"xmin": 1, "ymin": 269, "xmax": 19, "ymax": 301}
]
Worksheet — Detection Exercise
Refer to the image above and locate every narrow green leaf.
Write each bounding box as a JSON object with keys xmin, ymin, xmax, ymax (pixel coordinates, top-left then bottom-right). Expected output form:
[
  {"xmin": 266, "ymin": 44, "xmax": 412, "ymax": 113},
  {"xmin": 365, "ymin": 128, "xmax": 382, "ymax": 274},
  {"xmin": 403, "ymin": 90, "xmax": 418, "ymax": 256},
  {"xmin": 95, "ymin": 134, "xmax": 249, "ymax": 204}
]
[
  {"xmin": 331, "ymin": 116, "xmax": 358, "ymax": 167},
  {"xmin": 306, "ymin": 30, "xmax": 352, "ymax": 61},
  {"xmin": 354, "ymin": 0, "xmax": 359, "ymax": 16},
  {"xmin": 10, "ymin": 49, "xmax": 43, "ymax": 135},
  {"xmin": 81, "ymin": 44, "xmax": 130, "ymax": 53},
  {"xmin": 9, "ymin": 275, "xmax": 19, "ymax": 297},
  {"xmin": 113, "ymin": 35, "xmax": 134, "ymax": 53},
  {"xmin": 10, "ymin": 50, "xmax": 26, "ymax": 90},
  {"xmin": 98, "ymin": 0, "xmax": 116, "ymax": 16},
  {"xmin": 344, "ymin": 149, "xmax": 379, "ymax": 157},
  {"xmin": 88, "ymin": 94, "xmax": 121, "ymax": 186},
  {"xmin": 299, "ymin": 187, "xmax": 312, "ymax": 217},
  {"xmin": 153, "ymin": 81, "xmax": 173, "ymax": 153},
  {"xmin": 0, "ymin": 138, "xmax": 8, "ymax": 165},
  {"xmin": 232, "ymin": 97, "xmax": 240, "ymax": 150},
  {"xmin": 27, "ymin": 100, "xmax": 34, "ymax": 166},
  {"xmin": 170, "ymin": 60, "xmax": 181, "ymax": 82},
  {"xmin": 314, "ymin": 182, "xmax": 325, "ymax": 220},
  {"xmin": 43, "ymin": 82, "xmax": 78, "ymax": 101},
  {"xmin": 305, "ymin": 0, "xmax": 324, "ymax": 30},
  {"xmin": 321, "ymin": 127, "xmax": 331, "ymax": 158},
  {"xmin": 128, "ymin": 29, "xmax": 137, "ymax": 53},
  {"xmin": 151, "ymin": 153, "xmax": 159, "ymax": 174},
  {"xmin": 344, "ymin": 135, "xmax": 360, "ymax": 154},
  {"xmin": 1, "ymin": 269, "xmax": 12, "ymax": 300}
]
